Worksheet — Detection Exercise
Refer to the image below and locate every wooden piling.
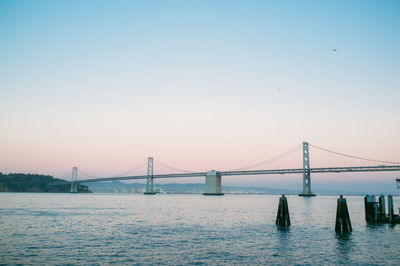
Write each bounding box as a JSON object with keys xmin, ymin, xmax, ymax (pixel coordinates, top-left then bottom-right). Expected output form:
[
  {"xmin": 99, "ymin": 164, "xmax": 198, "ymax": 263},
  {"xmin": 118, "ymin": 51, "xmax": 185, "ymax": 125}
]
[
  {"xmin": 371, "ymin": 195, "xmax": 378, "ymax": 222},
  {"xmin": 365, "ymin": 194, "xmax": 379, "ymax": 222},
  {"xmin": 276, "ymin": 194, "xmax": 291, "ymax": 227},
  {"xmin": 335, "ymin": 195, "xmax": 352, "ymax": 234},
  {"xmin": 388, "ymin": 195, "xmax": 394, "ymax": 223},
  {"xmin": 378, "ymin": 195, "xmax": 386, "ymax": 222},
  {"xmin": 364, "ymin": 195, "xmax": 374, "ymax": 222},
  {"xmin": 364, "ymin": 195, "xmax": 369, "ymax": 221}
]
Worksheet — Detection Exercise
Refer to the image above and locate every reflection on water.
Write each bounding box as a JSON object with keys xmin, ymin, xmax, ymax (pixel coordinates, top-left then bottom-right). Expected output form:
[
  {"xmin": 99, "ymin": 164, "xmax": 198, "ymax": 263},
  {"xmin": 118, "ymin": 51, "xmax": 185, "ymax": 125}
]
[
  {"xmin": 0, "ymin": 193, "xmax": 399, "ymax": 264},
  {"xmin": 335, "ymin": 233, "xmax": 353, "ymax": 264}
]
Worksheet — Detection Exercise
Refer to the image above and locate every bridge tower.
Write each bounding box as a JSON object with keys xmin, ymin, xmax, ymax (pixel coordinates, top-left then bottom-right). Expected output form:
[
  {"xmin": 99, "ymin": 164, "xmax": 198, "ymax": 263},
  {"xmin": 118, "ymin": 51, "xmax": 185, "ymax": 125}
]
[
  {"xmin": 144, "ymin": 157, "xmax": 156, "ymax": 194},
  {"xmin": 70, "ymin": 167, "xmax": 78, "ymax": 193},
  {"xmin": 299, "ymin": 142, "xmax": 316, "ymax": 197}
]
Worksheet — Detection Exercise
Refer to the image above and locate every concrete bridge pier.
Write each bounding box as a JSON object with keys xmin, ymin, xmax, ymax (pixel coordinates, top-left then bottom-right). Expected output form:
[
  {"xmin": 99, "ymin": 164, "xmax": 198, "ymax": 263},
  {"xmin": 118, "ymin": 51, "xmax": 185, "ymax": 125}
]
[{"xmin": 203, "ymin": 170, "xmax": 224, "ymax": 195}]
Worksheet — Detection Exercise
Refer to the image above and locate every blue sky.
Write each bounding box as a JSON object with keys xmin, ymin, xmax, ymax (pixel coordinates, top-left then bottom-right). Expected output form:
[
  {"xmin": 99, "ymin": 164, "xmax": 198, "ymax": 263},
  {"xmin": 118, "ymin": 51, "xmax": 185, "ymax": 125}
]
[{"xmin": 0, "ymin": 0, "xmax": 399, "ymax": 188}]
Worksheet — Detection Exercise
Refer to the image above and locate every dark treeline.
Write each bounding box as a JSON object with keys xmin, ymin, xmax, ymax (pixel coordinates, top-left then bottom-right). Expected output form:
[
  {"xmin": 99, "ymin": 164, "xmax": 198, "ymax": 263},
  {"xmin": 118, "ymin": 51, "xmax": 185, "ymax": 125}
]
[{"xmin": 0, "ymin": 173, "xmax": 71, "ymax": 192}]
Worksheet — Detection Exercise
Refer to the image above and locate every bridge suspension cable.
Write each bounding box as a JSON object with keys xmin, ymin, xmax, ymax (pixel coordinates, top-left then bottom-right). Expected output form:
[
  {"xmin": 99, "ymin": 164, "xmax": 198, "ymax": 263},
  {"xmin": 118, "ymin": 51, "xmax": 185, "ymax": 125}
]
[
  {"xmin": 59, "ymin": 169, "xmax": 73, "ymax": 180},
  {"xmin": 111, "ymin": 160, "xmax": 148, "ymax": 177},
  {"xmin": 309, "ymin": 144, "xmax": 400, "ymax": 165},
  {"xmin": 73, "ymin": 160, "xmax": 148, "ymax": 180},
  {"xmin": 77, "ymin": 169, "xmax": 101, "ymax": 179},
  {"xmin": 229, "ymin": 144, "xmax": 302, "ymax": 171},
  {"xmin": 154, "ymin": 159, "xmax": 198, "ymax": 173}
]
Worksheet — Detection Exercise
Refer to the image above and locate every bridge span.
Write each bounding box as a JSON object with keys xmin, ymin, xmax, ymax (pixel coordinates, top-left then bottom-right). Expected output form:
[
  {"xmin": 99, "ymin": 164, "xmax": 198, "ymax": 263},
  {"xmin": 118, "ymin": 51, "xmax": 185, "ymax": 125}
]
[{"xmin": 71, "ymin": 142, "xmax": 400, "ymax": 196}]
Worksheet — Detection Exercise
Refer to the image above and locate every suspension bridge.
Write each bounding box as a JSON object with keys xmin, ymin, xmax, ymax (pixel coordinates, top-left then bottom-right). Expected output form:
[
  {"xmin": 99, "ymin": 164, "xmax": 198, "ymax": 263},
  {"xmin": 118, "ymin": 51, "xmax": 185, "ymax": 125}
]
[{"xmin": 68, "ymin": 142, "xmax": 400, "ymax": 196}]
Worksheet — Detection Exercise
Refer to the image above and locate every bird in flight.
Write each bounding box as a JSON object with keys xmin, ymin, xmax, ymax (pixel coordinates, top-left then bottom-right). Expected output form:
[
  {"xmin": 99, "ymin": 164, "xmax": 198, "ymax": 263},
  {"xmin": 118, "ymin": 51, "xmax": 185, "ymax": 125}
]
[{"xmin": 332, "ymin": 49, "xmax": 338, "ymax": 52}]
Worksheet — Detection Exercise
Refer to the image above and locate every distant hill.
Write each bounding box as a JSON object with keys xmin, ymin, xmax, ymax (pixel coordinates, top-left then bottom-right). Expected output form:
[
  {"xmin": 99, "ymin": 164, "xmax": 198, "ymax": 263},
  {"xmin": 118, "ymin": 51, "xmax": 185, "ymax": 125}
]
[
  {"xmin": 84, "ymin": 181, "xmax": 400, "ymax": 196},
  {"xmin": 84, "ymin": 181, "xmax": 299, "ymax": 195},
  {"xmin": 0, "ymin": 173, "xmax": 89, "ymax": 193}
]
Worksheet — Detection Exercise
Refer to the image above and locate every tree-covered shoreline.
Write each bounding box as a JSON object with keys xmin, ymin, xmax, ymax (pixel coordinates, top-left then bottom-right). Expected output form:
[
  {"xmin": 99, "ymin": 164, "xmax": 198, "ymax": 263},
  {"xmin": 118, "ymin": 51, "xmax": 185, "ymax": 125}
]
[{"xmin": 0, "ymin": 173, "xmax": 90, "ymax": 193}]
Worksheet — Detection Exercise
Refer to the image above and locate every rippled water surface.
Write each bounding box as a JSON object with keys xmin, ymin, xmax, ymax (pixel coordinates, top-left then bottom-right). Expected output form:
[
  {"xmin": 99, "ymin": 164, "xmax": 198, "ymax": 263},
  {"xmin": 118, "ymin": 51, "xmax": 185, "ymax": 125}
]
[{"xmin": 0, "ymin": 193, "xmax": 399, "ymax": 265}]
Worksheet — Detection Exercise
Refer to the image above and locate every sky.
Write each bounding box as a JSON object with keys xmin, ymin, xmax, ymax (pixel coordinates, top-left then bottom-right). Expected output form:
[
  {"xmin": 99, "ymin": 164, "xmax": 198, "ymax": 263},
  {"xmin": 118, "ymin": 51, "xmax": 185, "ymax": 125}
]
[{"xmin": 1, "ymin": 0, "xmax": 400, "ymax": 188}]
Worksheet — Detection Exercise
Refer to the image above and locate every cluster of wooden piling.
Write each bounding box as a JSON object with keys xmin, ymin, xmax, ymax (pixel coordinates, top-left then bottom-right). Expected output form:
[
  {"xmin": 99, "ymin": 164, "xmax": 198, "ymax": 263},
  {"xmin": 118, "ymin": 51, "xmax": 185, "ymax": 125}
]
[{"xmin": 364, "ymin": 194, "xmax": 400, "ymax": 224}]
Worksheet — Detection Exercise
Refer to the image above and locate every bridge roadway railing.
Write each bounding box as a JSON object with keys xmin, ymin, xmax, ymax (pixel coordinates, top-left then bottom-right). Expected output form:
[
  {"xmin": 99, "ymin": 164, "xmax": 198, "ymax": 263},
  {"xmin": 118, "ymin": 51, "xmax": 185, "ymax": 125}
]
[
  {"xmin": 78, "ymin": 165, "xmax": 400, "ymax": 183},
  {"xmin": 79, "ymin": 172, "xmax": 206, "ymax": 183},
  {"xmin": 222, "ymin": 165, "xmax": 400, "ymax": 176}
]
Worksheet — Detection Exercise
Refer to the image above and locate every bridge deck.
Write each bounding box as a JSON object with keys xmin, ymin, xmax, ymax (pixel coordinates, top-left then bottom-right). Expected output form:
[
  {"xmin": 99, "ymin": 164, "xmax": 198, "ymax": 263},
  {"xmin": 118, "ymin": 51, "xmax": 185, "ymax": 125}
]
[{"xmin": 78, "ymin": 165, "xmax": 400, "ymax": 183}]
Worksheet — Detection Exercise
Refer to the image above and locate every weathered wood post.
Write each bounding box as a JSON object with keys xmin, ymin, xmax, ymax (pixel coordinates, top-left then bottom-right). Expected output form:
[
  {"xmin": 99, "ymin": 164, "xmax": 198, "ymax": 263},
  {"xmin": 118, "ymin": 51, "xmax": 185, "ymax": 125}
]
[
  {"xmin": 364, "ymin": 195, "xmax": 374, "ymax": 222},
  {"xmin": 364, "ymin": 195, "xmax": 370, "ymax": 221},
  {"xmin": 388, "ymin": 195, "xmax": 394, "ymax": 223},
  {"xmin": 378, "ymin": 195, "xmax": 386, "ymax": 222},
  {"xmin": 276, "ymin": 195, "xmax": 291, "ymax": 227},
  {"xmin": 365, "ymin": 194, "xmax": 378, "ymax": 222},
  {"xmin": 371, "ymin": 195, "xmax": 378, "ymax": 222},
  {"xmin": 335, "ymin": 195, "xmax": 352, "ymax": 234}
]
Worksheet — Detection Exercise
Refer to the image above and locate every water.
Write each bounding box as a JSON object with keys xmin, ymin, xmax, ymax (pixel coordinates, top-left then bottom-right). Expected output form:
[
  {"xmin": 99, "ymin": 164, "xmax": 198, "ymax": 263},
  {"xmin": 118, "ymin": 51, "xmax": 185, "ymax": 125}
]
[{"xmin": 0, "ymin": 193, "xmax": 399, "ymax": 265}]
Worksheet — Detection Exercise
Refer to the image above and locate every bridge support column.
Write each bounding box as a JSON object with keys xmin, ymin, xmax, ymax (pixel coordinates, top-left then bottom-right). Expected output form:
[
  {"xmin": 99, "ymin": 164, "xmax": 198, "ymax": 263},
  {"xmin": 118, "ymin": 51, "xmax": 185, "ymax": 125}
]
[
  {"xmin": 144, "ymin": 157, "xmax": 156, "ymax": 194},
  {"xmin": 70, "ymin": 167, "xmax": 78, "ymax": 193},
  {"xmin": 299, "ymin": 141, "xmax": 316, "ymax": 197},
  {"xmin": 203, "ymin": 170, "xmax": 224, "ymax": 195}
]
